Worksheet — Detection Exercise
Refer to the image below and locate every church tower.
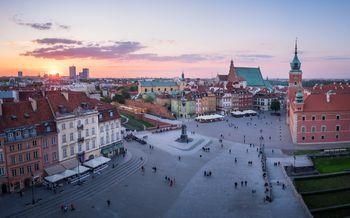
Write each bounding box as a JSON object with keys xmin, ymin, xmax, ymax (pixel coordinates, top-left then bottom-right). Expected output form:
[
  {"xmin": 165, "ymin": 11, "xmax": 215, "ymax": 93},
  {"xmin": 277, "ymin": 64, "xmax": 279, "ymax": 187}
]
[
  {"xmin": 227, "ymin": 60, "xmax": 238, "ymax": 83},
  {"xmin": 289, "ymin": 39, "xmax": 302, "ymax": 87},
  {"xmin": 287, "ymin": 39, "xmax": 303, "ymax": 124}
]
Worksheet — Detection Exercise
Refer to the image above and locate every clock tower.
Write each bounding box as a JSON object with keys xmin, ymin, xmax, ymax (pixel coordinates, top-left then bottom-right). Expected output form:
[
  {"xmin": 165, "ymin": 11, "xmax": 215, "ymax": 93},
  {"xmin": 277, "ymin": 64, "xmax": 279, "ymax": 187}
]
[
  {"xmin": 288, "ymin": 39, "xmax": 302, "ymax": 87},
  {"xmin": 287, "ymin": 39, "xmax": 303, "ymax": 124}
]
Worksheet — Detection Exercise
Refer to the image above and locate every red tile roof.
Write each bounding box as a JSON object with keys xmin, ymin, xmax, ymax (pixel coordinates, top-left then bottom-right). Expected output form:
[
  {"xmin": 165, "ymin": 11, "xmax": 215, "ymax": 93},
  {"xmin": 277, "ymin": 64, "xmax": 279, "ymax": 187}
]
[
  {"xmin": 302, "ymin": 92, "xmax": 350, "ymax": 112},
  {"xmin": 0, "ymin": 98, "xmax": 53, "ymax": 132}
]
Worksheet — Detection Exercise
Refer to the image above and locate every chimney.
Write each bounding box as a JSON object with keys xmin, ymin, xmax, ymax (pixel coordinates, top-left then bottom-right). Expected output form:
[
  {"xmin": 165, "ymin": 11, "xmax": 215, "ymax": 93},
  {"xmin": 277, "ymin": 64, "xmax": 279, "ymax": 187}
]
[
  {"xmin": 326, "ymin": 90, "xmax": 335, "ymax": 103},
  {"xmin": 28, "ymin": 97, "xmax": 37, "ymax": 111},
  {"xmin": 0, "ymin": 99, "xmax": 3, "ymax": 116},
  {"xmin": 61, "ymin": 91, "xmax": 69, "ymax": 101}
]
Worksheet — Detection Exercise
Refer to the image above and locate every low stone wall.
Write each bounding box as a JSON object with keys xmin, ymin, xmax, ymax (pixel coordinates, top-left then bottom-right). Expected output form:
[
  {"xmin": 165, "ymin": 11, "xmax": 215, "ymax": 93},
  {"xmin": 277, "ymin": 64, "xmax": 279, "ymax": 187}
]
[{"xmin": 281, "ymin": 166, "xmax": 313, "ymax": 218}]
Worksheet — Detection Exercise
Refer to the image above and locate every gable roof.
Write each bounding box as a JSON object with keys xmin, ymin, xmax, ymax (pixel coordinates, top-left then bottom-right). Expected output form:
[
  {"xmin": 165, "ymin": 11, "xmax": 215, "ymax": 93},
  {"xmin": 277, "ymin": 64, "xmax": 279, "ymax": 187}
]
[{"xmin": 235, "ymin": 67, "xmax": 265, "ymax": 87}]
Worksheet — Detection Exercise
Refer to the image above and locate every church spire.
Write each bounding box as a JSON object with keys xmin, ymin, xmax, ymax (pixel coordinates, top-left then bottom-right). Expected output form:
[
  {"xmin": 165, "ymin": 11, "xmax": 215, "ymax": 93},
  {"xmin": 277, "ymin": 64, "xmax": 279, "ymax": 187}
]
[{"xmin": 295, "ymin": 37, "xmax": 298, "ymax": 55}]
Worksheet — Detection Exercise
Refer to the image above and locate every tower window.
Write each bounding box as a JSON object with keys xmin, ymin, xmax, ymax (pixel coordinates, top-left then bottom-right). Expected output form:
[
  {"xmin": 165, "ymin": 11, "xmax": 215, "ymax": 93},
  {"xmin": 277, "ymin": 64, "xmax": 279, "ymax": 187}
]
[{"xmin": 336, "ymin": 115, "xmax": 340, "ymax": 120}]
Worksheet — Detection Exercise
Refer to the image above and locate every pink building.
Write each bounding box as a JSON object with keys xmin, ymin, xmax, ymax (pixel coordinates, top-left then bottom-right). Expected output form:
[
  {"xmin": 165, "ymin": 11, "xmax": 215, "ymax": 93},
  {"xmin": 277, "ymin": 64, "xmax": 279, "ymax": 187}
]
[{"xmin": 287, "ymin": 41, "xmax": 350, "ymax": 144}]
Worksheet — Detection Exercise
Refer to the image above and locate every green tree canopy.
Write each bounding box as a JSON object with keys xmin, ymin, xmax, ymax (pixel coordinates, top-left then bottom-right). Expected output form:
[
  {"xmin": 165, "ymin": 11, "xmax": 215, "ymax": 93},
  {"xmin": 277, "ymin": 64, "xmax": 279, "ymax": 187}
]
[{"xmin": 270, "ymin": 99, "xmax": 281, "ymax": 112}]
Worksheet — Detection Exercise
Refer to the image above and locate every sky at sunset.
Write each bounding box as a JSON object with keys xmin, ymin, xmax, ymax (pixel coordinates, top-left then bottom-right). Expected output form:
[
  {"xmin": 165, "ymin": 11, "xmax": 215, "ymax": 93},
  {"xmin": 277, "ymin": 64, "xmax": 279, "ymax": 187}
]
[{"xmin": 0, "ymin": 0, "xmax": 350, "ymax": 79}]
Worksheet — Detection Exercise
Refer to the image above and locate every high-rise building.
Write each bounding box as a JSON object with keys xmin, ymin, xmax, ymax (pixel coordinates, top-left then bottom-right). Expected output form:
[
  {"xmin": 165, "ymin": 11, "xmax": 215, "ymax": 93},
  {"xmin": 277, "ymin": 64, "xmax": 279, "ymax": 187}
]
[
  {"xmin": 69, "ymin": 66, "xmax": 76, "ymax": 79},
  {"xmin": 17, "ymin": 71, "xmax": 23, "ymax": 78},
  {"xmin": 82, "ymin": 68, "xmax": 89, "ymax": 79}
]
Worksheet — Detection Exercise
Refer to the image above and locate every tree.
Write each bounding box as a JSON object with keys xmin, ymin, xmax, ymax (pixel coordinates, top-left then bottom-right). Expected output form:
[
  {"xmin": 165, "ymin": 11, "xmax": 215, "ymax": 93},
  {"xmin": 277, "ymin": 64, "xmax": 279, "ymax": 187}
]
[
  {"xmin": 270, "ymin": 99, "xmax": 281, "ymax": 112},
  {"xmin": 144, "ymin": 95, "xmax": 153, "ymax": 103},
  {"xmin": 113, "ymin": 94, "xmax": 125, "ymax": 104},
  {"xmin": 101, "ymin": 96, "xmax": 112, "ymax": 103},
  {"xmin": 121, "ymin": 89, "xmax": 131, "ymax": 99},
  {"xmin": 129, "ymin": 85, "xmax": 138, "ymax": 92}
]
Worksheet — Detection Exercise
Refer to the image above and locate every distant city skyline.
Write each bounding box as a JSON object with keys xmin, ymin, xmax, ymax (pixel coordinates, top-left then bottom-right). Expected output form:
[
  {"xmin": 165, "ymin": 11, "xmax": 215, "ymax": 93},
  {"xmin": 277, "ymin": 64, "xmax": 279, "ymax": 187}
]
[{"xmin": 0, "ymin": 0, "xmax": 350, "ymax": 79}]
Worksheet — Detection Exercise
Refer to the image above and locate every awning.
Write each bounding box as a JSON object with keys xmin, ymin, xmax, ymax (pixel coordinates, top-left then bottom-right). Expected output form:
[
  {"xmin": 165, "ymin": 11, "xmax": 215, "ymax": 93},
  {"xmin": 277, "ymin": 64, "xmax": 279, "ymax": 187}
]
[
  {"xmin": 72, "ymin": 165, "xmax": 90, "ymax": 174},
  {"xmin": 60, "ymin": 169, "xmax": 77, "ymax": 178},
  {"xmin": 84, "ymin": 156, "xmax": 111, "ymax": 169},
  {"xmin": 45, "ymin": 164, "xmax": 66, "ymax": 176},
  {"xmin": 44, "ymin": 174, "xmax": 65, "ymax": 183},
  {"xmin": 61, "ymin": 158, "xmax": 79, "ymax": 169},
  {"xmin": 101, "ymin": 142, "xmax": 124, "ymax": 155}
]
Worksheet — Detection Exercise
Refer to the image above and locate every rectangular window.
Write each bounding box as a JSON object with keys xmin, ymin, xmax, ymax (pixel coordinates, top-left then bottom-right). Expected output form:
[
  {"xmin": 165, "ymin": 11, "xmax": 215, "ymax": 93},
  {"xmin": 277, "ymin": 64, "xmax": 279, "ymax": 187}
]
[
  {"xmin": 336, "ymin": 125, "xmax": 340, "ymax": 131},
  {"xmin": 62, "ymin": 134, "xmax": 66, "ymax": 143},
  {"xmin": 44, "ymin": 154, "xmax": 49, "ymax": 163},
  {"xmin": 62, "ymin": 123, "xmax": 66, "ymax": 130},
  {"xmin": 33, "ymin": 140, "xmax": 37, "ymax": 146},
  {"xmin": 86, "ymin": 141, "xmax": 90, "ymax": 151},
  {"xmin": 336, "ymin": 115, "xmax": 340, "ymax": 120},
  {"xmin": 92, "ymin": 117, "xmax": 95, "ymax": 123},
  {"xmin": 11, "ymin": 169, "xmax": 16, "ymax": 177},
  {"xmin": 10, "ymin": 145, "xmax": 15, "ymax": 152},
  {"xmin": 92, "ymin": 127, "xmax": 95, "ymax": 135},
  {"xmin": 70, "ymin": 146, "xmax": 75, "ymax": 156},
  {"xmin": 34, "ymin": 163, "xmax": 39, "ymax": 171},
  {"xmin": 321, "ymin": 126, "xmax": 326, "ymax": 132},
  {"xmin": 322, "ymin": 115, "xmax": 326, "ymax": 120},
  {"xmin": 78, "ymin": 144, "xmax": 82, "ymax": 152},
  {"xmin": 33, "ymin": 151, "xmax": 38, "ymax": 159},
  {"xmin": 301, "ymin": 126, "xmax": 306, "ymax": 133},
  {"xmin": 70, "ymin": 133, "xmax": 74, "ymax": 141},
  {"xmin": 0, "ymin": 153, "xmax": 3, "ymax": 163},
  {"xmin": 17, "ymin": 143, "xmax": 22, "ymax": 151},
  {"xmin": 26, "ymin": 152, "xmax": 31, "ymax": 161},
  {"xmin": 85, "ymin": 118, "xmax": 88, "ymax": 124},
  {"xmin": 312, "ymin": 115, "xmax": 316, "ymax": 121},
  {"xmin": 85, "ymin": 129, "xmax": 89, "ymax": 137},
  {"xmin": 11, "ymin": 156, "xmax": 16, "ymax": 164},
  {"xmin": 321, "ymin": 135, "xmax": 325, "ymax": 140},
  {"xmin": 69, "ymin": 122, "xmax": 73, "ymax": 128},
  {"xmin": 92, "ymin": 139, "xmax": 96, "ymax": 149},
  {"xmin": 0, "ymin": 167, "xmax": 5, "ymax": 176},
  {"xmin": 18, "ymin": 154, "xmax": 23, "ymax": 163},
  {"xmin": 51, "ymin": 137, "xmax": 56, "ymax": 145},
  {"xmin": 302, "ymin": 116, "xmax": 306, "ymax": 121},
  {"xmin": 27, "ymin": 165, "xmax": 32, "ymax": 173},
  {"xmin": 19, "ymin": 167, "xmax": 24, "ymax": 175},
  {"xmin": 52, "ymin": 152, "xmax": 57, "ymax": 161},
  {"xmin": 63, "ymin": 147, "xmax": 67, "ymax": 158},
  {"xmin": 311, "ymin": 136, "xmax": 315, "ymax": 140}
]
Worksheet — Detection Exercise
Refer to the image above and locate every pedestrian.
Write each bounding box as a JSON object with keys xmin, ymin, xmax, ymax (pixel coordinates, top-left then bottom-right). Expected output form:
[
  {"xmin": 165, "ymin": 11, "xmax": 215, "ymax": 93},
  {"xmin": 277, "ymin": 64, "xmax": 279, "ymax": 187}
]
[
  {"xmin": 241, "ymin": 181, "xmax": 243, "ymax": 186},
  {"xmin": 235, "ymin": 182, "xmax": 237, "ymax": 188},
  {"xmin": 178, "ymin": 156, "xmax": 181, "ymax": 161},
  {"xmin": 107, "ymin": 199, "xmax": 111, "ymax": 207},
  {"xmin": 229, "ymin": 149, "xmax": 231, "ymax": 154},
  {"xmin": 245, "ymin": 181, "xmax": 247, "ymax": 186},
  {"xmin": 71, "ymin": 203, "xmax": 75, "ymax": 211},
  {"xmin": 204, "ymin": 171, "xmax": 207, "ymax": 176},
  {"xmin": 235, "ymin": 157, "xmax": 237, "ymax": 163}
]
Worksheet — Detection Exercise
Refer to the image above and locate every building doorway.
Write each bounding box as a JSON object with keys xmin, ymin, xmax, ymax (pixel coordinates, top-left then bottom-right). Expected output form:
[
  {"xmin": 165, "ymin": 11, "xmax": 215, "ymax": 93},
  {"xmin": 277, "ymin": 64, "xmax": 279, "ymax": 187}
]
[{"xmin": 1, "ymin": 184, "xmax": 7, "ymax": 194}]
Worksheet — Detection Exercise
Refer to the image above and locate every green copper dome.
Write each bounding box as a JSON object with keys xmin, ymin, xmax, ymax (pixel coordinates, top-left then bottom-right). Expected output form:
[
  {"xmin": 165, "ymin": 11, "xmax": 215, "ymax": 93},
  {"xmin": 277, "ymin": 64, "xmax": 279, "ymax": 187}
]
[{"xmin": 290, "ymin": 39, "xmax": 302, "ymax": 72}]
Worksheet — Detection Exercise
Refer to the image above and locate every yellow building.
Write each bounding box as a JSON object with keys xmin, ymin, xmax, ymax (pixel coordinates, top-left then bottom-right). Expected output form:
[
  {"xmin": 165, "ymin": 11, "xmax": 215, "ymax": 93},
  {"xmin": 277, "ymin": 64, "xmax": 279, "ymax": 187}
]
[{"xmin": 138, "ymin": 80, "xmax": 179, "ymax": 94}]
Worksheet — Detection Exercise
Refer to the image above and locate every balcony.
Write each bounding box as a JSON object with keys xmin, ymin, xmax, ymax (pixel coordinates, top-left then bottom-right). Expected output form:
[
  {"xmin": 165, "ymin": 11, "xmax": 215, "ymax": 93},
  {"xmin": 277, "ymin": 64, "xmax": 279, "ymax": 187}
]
[
  {"xmin": 78, "ymin": 137, "xmax": 85, "ymax": 142},
  {"xmin": 77, "ymin": 124, "xmax": 84, "ymax": 130}
]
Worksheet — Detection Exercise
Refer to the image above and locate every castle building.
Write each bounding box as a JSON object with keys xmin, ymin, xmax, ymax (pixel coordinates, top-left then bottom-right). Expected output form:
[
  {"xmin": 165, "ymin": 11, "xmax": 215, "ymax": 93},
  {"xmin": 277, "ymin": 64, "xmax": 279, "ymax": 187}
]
[{"xmin": 287, "ymin": 41, "xmax": 350, "ymax": 144}]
